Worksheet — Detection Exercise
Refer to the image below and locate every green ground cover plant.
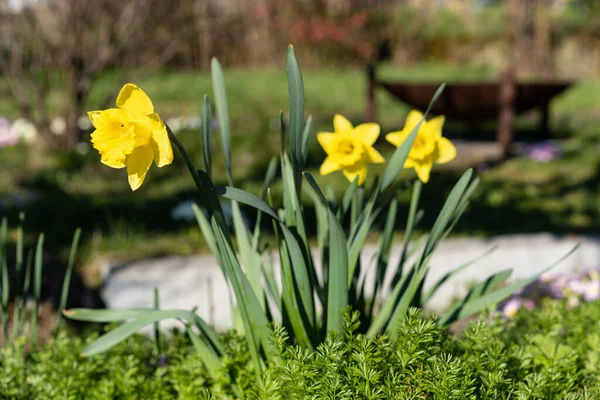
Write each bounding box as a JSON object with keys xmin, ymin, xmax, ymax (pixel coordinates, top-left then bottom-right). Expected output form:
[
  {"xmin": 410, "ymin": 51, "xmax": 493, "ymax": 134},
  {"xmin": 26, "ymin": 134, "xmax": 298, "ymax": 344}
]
[{"xmin": 2, "ymin": 302, "xmax": 600, "ymax": 399}]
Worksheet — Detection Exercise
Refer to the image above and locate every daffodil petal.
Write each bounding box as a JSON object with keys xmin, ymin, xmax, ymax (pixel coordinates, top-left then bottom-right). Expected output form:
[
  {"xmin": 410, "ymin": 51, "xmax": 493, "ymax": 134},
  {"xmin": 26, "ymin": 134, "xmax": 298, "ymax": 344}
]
[
  {"xmin": 89, "ymin": 109, "xmax": 136, "ymax": 169},
  {"xmin": 385, "ymin": 131, "xmax": 410, "ymax": 147},
  {"xmin": 145, "ymin": 113, "xmax": 173, "ymax": 167},
  {"xmin": 117, "ymin": 83, "xmax": 154, "ymax": 114},
  {"xmin": 317, "ymin": 132, "xmax": 337, "ymax": 154},
  {"xmin": 436, "ymin": 137, "xmax": 456, "ymax": 164},
  {"xmin": 333, "ymin": 114, "xmax": 353, "ymax": 133},
  {"xmin": 354, "ymin": 123, "xmax": 380, "ymax": 145},
  {"xmin": 127, "ymin": 145, "xmax": 154, "ymax": 191},
  {"xmin": 343, "ymin": 165, "xmax": 368, "ymax": 185},
  {"xmin": 367, "ymin": 147, "xmax": 385, "ymax": 163},
  {"xmin": 427, "ymin": 115, "xmax": 445, "ymax": 138},
  {"xmin": 404, "ymin": 158, "xmax": 416, "ymax": 168},
  {"xmin": 413, "ymin": 162, "xmax": 432, "ymax": 183},
  {"xmin": 404, "ymin": 110, "xmax": 424, "ymax": 132},
  {"xmin": 320, "ymin": 156, "xmax": 340, "ymax": 175}
]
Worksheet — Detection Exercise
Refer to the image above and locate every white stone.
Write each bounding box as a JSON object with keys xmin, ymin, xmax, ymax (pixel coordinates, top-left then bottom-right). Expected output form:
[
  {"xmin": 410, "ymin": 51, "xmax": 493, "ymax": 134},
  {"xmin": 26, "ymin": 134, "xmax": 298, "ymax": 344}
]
[{"xmin": 101, "ymin": 233, "xmax": 599, "ymax": 333}]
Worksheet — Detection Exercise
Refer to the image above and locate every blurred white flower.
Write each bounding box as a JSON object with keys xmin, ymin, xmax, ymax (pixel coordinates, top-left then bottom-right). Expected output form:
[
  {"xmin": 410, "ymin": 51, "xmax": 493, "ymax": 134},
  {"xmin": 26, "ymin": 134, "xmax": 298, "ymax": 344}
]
[
  {"xmin": 166, "ymin": 117, "xmax": 182, "ymax": 134},
  {"xmin": 567, "ymin": 279, "xmax": 585, "ymax": 295},
  {"xmin": 582, "ymin": 280, "xmax": 600, "ymax": 302},
  {"xmin": 50, "ymin": 116, "xmax": 67, "ymax": 136},
  {"xmin": 78, "ymin": 115, "xmax": 93, "ymax": 131},
  {"xmin": 184, "ymin": 115, "xmax": 202, "ymax": 130},
  {"xmin": 567, "ymin": 296, "xmax": 580, "ymax": 309},
  {"xmin": 11, "ymin": 118, "xmax": 37, "ymax": 144}
]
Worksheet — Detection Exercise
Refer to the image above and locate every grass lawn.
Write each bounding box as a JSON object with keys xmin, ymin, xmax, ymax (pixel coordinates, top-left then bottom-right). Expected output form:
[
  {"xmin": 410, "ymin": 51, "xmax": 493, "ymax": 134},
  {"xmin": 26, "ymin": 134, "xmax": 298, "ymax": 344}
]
[{"xmin": 0, "ymin": 62, "xmax": 599, "ymax": 285}]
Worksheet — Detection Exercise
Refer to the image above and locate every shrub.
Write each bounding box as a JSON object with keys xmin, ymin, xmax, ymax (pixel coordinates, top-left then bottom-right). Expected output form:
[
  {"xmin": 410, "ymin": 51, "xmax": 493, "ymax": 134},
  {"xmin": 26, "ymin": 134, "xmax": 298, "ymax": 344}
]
[{"xmin": 3, "ymin": 302, "xmax": 600, "ymax": 398}]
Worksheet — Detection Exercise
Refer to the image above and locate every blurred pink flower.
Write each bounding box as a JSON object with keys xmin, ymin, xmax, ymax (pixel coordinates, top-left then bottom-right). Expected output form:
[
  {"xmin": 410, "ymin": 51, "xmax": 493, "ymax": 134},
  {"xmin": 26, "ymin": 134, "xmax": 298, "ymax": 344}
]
[
  {"xmin": 523, "ymin": 299, "xmax": 535, "ymax": 311},
  {"xmin": 502, "ymin": 298, "xmax": 521, "ymax": 318}
]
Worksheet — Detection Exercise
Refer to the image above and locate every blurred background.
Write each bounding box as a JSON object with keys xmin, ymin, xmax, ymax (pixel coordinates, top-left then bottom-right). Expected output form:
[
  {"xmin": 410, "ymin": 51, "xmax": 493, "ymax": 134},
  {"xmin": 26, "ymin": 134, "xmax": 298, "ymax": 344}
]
[{"xmin": 0, "ymin": 0, "xmax": 599, "ymax": 300}]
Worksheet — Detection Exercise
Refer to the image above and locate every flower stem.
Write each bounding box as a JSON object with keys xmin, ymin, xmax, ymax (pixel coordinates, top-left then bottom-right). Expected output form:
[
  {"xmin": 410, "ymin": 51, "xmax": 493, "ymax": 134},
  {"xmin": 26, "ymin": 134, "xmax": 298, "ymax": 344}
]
[{"xmin": 166, "ymin": 124, "xmax": 204, "ymax": 192}]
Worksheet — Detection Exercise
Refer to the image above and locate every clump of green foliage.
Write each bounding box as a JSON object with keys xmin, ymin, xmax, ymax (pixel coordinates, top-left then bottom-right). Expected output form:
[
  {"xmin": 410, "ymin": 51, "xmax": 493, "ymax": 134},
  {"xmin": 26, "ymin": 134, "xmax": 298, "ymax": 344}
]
[{"xmin": 3, "ymin": 301, "xmax": 600, "ymax": 399}]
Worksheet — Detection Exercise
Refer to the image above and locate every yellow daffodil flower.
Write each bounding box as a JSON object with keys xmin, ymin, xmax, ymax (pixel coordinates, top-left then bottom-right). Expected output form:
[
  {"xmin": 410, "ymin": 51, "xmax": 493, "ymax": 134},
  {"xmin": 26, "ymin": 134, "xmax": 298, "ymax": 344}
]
[
  {"xmin": 89, "ymin": 83, "xmax": 173, "ymax": 191},
  {"xmin": 385, "ymin": 110, "xmax": 456, "ymax": 183},
  {"xmin": 317, "ymin": 114, "xmax": 384, "ymax": 185}
]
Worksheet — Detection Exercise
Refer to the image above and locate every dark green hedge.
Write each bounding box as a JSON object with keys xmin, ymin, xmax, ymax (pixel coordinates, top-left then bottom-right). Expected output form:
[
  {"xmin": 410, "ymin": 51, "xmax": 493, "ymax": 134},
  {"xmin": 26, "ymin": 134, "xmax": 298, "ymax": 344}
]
[{"xmin": 2, "ymin": 299, "xmax": 600, "ymax": 399}]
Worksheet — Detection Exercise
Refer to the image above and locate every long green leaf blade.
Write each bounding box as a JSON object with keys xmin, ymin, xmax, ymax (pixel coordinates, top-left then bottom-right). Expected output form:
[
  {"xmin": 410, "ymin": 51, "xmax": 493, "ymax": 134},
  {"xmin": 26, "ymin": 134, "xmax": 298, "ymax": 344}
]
[
  {"xmin": 56, "ymin": 228, "xmax": 81, "ymax": 330},
  {"xmin": 439, "ymin": 244, "xmax": 580, "ymax": 325},
  {"xmin": 215, "ymin": 186, "xmax": 280, "ymax": 222},
  {"xmin": 304, "ymin": 173, "xmax": 348, "ymax": 333},
  {"xmin": 211, "ymin": 58, "xmax": 233, "ymax": 185},
  {"xmin": 421, "ymin": 245, "xmax": 498, "ymax": 305},
  {"xmin": 286, "ymin": 44, "xmax": 305, "ymax": 190},
  {"xmin": 201, "ymin": 95, "xmax": 213, "ymax": 178},
  {"xmin": 31, "ymin": 233, "xmax": 44, "ymax": 351}
]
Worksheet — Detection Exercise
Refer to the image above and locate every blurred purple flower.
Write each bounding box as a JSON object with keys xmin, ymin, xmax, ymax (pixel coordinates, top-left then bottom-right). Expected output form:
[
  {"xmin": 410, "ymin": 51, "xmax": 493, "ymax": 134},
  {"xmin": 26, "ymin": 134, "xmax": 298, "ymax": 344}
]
[
  {"xmin": 548, "ymin": 281, "xmax": 565, "ymax": 299},
  {"xmin": 522, "ymin": 141, "xmax": 561, "ymax": 163}
]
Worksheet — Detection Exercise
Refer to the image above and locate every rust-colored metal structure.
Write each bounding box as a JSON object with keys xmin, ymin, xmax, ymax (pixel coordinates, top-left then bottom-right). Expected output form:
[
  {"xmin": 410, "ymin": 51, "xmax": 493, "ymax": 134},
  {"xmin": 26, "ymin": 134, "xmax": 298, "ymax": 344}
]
[{"xmin": 366, "ymin": 64, "xmax": 573, "ymax": 156}]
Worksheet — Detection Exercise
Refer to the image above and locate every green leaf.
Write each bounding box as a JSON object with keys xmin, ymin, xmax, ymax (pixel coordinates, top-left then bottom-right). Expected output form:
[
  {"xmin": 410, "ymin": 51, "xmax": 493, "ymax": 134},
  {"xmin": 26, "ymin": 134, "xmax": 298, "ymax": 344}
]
[
  {"xmin": 201, "ymin": 95, "xmax": 213, "ymax": 178},
  {"xmin": 277, "ymin": 238, "xmax": 314, "ymax": 348},
  {"xmin": 232, "ymin": 201, "xmax": 264, "ymax": 310},
  {"xmin": 1, "ymin": 253, "xmax": 8, "ymax": 344},
  {"xmin": 63, "ymin": 308, "xmax": 155, "ymax": 322},
  {"xmin": 301, "ymin": 115, "xmax": 312, "ymax": 166},
  {"xmin": 192, "ymin": 204, "xmax": 219, "ymax": 255},
  {"xmin": 81, "ymin": 310, "xmax": 203, "ymax": 356},
  {"xmin": 252, "ymin": 157, "xmax": 278, "ymax": 249},
  {"xmin": 439, "ymin": 244, "xmax": 580, "ymax": 325},
  {"xmin": 211, "ymin": 58, "xmax": 233, "ymax": 185},
  {"xmin": 19, "ymin": 250, "xmax": 33, "ymax": 336},
  {"xmin": 421, "ymin": 245, "xmax": 498, "ymax": 305},
  {"xmin": 215, "ymin": 186, "xmax": 280, "ymax": 222},
  {"xmin": 347, "ymin": 195, "xmax": 379, "ymax": 285},
  {"xmin": 393, "ymin": 180, "xmax": 422, "ymax": 286},
  {"xmin": 211, "ymin": 217, "xmax": 274, "ymax": 369},
  {"xmin": 371, "ymin": 198, "xmax": 398, "ymax": 316},
  {"xmin": 186, "ymin": 326, "xmax": 222, "ymax": 378},
  {"xmin": 12, "ymin": 213, "xmax": 25, "ymax": 339},
  {"xmin": 56, "ymin": 228, "xmax": 82, "ymax": 330},
  {"xmin": 304, "ymin": 172, "xmax": 348, "ymax": 333},
  {"xmin": 286, "ymin": 45, "xmax": 305, "ymax": 191},
  {"xmin": 31, "ymin": 233, "xmax": 44, "ymax": 351},
  {"xmin": 153, "ymin": 288, "xmax": 161, "ymax": 355},
  {"xmin": 337, "ymin": 177, "xmax": 359, "ymax": 221},
  {"xmin": 421, "ymin": 169, "xmax": 473, "ymax": 263}
]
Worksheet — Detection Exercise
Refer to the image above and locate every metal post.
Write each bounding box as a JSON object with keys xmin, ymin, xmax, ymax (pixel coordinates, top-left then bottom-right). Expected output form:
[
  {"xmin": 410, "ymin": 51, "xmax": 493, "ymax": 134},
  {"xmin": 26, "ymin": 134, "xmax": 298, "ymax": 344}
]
[
  {"xmin": 365, "ymin": 63, "xmax": 376, "ymax": 122},
  {"xmin": 497, "ymin": 68, "xmax": 516, "ymax": 157}
]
